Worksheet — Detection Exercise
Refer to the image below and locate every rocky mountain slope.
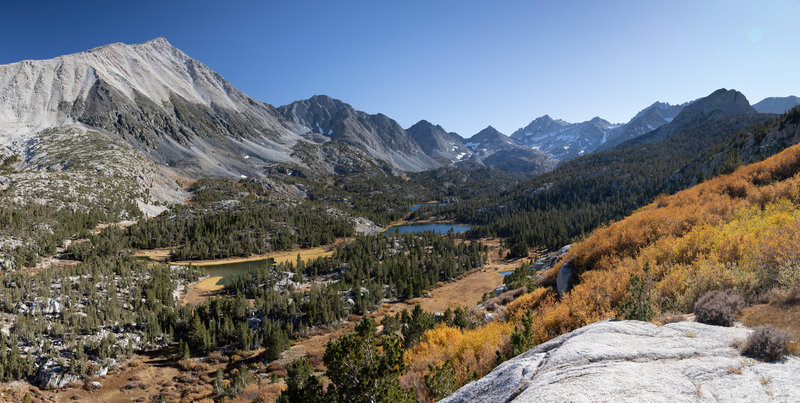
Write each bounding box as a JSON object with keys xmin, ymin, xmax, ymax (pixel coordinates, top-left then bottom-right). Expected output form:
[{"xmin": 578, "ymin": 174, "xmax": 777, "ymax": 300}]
[
  {"xmin": 597, "ymin": 101, "xmax": 686, "ymax": 150},
  {"xmin": 0, "ymin": 37, "xmax": 302, "ymax": 179},
  {"xmin": 464, "ymin": 126, "xmax": 557, "ymax": 174},
  {"xmin": 510, "ymin": 116, "xmax": 619, "ymax": 160},
  {"xmin": 405, "ymin": 120, "xmax": 473, "ymax": 164},
  {"xmin": 753, "ymin": 96, "xmax": 800, "ymax": 114},
  {"xmin": 510, "ymin": 102, "xmax": 687, "ymax": 160},
  {"xmin": 277, "ymin": 95, "xmax": 440, "ymax": 172},
  {"xmin": 0, "ymin": 38, "xmax": 469, "ymax": 180},
  {"xmin": 444, "ymin": 320, "xmax": 800, "ymax": 402},
  {"xmin": 617, "ymin": 89, "xmax": 758, "ymax": 148}
]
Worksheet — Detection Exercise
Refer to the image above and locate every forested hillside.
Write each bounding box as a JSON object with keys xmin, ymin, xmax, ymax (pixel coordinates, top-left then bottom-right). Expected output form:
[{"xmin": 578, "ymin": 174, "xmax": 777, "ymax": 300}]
[
  {"xmin": 430, "ymin": 106, "xmax": 800, "ymax": 255},
  {"xmin": 399, "ymin": 116, "xmax": 800, "ymax": 398}
]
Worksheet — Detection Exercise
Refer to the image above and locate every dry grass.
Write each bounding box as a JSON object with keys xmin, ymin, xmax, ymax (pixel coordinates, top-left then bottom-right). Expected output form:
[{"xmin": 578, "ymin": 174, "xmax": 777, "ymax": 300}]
[
  {"xmin": 739, "ymin": 303, "xmax": 800, "ymax": 354},
  {"xmin": 133, "ymin": 247, "xmax": 174, "ymax": 262},
  {"xmin": 654, "ymin": 312, "xmax": 688, "ymax": 325},
  {"xmin": 195, "ymin": 276, "xmax": 225, "ymax": 291},
  {"xmin": 172, "ymin": 245, "xmax": 336, "ymax": 267}
]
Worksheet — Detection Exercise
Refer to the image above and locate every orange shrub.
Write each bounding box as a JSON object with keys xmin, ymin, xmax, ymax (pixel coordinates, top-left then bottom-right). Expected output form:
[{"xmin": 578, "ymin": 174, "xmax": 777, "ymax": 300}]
[
  {"xmin": 404, "ymin": 321, "xmax": 514, "ymax": 397},
  {"xmin": 505, "ymin": 287, "xmax": 556, "ymax": 322}
]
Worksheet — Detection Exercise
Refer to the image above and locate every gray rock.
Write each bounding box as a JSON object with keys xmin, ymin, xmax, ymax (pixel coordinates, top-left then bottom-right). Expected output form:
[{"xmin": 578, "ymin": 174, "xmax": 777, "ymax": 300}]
[
  {"xmin": 555, "ymin": 258, "xmax": 575, "ymax": 297},
  {"xmin": 0, "ymin": 257, "xmax": 16, "ymax": 271},
  {"xmin": 532, "ymin": 244, "xmax": 570, "ymax": 273},
  {"xmin": 443, "ymin": 320, "xmax": 800, "ymax": 402},
  {"xmin": 43, "ymin": 298, "xmax": 61, "ymax": 314},
  {"xmin": 493, "ymin": 284, "xmax": 507, "ymax": 296},
  {"xmin": 34, "ymin": 364, "xmax": 81, "ymax": 389},
  {"xmin": 89, "ymin": 381, "xmax": 102, "ymax": 389}
]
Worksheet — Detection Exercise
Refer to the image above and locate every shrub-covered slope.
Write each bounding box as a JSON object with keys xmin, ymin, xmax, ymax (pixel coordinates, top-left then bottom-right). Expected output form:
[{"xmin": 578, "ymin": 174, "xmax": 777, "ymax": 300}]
[{"xmin": 409, "ymin": 108, "xmax": 800, "ymax": 399}]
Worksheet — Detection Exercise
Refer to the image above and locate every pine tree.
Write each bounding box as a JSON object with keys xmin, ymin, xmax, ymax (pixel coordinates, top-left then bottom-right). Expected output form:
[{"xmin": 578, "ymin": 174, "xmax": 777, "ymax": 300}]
[{"xmin": 617, "ymin": 264, "xmax": 656, "ymax": 321}]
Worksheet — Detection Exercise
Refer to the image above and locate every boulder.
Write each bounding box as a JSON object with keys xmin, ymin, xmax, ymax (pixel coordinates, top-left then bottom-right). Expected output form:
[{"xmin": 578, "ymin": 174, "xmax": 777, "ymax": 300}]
[
  {"xmin": 443, "ymin": 320, "xmax": 800, "ymax": 402},
  {"xmin": 555, "ymin": 258, "xmax": 575, "ymax": 297},
  {"xmin": 43, "ymin": 298, "xmax": 62, "ymax": 314},
  {"xmin": 34, "ymin": 363, "xmax": 81, "ymax": 389}
]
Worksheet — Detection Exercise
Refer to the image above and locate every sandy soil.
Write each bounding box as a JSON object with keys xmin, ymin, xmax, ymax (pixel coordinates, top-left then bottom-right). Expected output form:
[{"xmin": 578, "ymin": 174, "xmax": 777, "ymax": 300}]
[{"xmin": 0, "ymin": 353, "xmax": 187, "ymax": 403}]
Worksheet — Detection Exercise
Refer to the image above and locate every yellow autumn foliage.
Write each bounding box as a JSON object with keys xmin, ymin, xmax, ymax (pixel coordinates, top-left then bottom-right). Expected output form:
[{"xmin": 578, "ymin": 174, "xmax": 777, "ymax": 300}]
[
  {"xmin": 406, "ymin": 142, "xmax": 800, "ymax": 398},
  {"xmin": 505, "ymin": 287, "xmax": 555, "ymax": 322},
  {"xmin": 403, "ymin": 321, "xmax": 514, "ymax": 393}
]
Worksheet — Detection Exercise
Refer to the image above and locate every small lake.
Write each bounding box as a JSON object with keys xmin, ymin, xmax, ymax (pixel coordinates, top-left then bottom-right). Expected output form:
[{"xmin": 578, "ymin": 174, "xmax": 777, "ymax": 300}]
[
  {"xmin": 384, "ymin": 223, "xmax": 472, "ymax": 234},
  {"xmin": 410, "ymin": 202, "xmax": 449, "ymax": 212},
  {"xmin": 499, "ymin": 270, "xmax": 515, "ymax": 276},
  {"xmin": 183, "ymin": 258, "xmax": 275, "ymax": 283}
]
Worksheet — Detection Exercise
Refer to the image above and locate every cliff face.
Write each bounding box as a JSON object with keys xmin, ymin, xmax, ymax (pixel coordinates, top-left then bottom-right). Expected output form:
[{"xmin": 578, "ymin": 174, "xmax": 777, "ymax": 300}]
[{"xmin": 444, "ymin": 320, "xmax": 800, "ymax": 402}]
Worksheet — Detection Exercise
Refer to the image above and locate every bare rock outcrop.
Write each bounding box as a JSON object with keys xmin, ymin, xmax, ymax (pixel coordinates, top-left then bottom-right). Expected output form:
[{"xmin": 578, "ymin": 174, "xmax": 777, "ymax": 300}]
[{"xmin": 444, "ymin": 319, "xmax": 800, "ymax": 402}]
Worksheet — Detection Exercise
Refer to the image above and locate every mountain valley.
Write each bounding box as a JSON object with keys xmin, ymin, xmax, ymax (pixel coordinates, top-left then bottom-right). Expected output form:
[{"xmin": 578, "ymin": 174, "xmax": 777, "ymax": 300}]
[{"xmin": 1, "ymin": 36, "xmax": 799, "ymax": 403}]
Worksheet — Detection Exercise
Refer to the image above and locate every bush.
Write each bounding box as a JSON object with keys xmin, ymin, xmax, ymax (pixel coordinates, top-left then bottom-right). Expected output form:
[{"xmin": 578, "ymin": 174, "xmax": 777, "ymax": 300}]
[
  {"xmin": 740, "ymin": 325, "xmax": 790, "ymax": 362},
  {"xmin": 482, "ymin": 287, "xmax": 527, "ymax": 312},
  {"xmin": 694, "ymin": 290, "xmax": 743, "ymax": 326},
  {"xmin": 617, "ymin": 270, "xmax": 655, "ymax": 321}
]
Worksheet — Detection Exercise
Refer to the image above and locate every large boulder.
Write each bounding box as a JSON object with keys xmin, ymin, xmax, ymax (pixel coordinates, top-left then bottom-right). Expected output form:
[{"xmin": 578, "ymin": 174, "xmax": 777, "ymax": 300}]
[
  {"xmin": 443, "ymin": 320, "xmax": 800, "ymax": 402},
  {"xmin": 34, "ymin": 361, "xmax": 81, "ymax": 389},
  {"xmin": 555, "ymin": 258, "xmax": 575, "ymax": 297}
]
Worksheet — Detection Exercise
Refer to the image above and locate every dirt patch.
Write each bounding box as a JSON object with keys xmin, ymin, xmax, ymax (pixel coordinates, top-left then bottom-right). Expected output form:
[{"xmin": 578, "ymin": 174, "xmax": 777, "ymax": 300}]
[
  {"xmin": 134, "ymin": 247, "xmax": 174, "ymax": 262},
  {"xmin": 180, "ymin": 276, "xmax": 226, "ymax": 306},
  {"xmin": 90, "ymin": 220, "xmax": 137, "ymax": 236}
]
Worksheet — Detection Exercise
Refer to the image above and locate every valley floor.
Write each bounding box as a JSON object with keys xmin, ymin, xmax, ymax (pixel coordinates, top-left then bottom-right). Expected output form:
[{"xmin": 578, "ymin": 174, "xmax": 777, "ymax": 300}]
[{"xmin": 1, "ymin": 238, "xmax": 519, "ymax": 402}]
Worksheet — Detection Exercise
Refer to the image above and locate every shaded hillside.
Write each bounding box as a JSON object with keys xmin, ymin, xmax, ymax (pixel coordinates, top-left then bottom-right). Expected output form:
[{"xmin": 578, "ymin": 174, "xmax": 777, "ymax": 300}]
[
  {"xmin": 405, "ymin": 120, "xmax": 473, "ymax": 164},
  {"xmin": 278, "ymin": 95, "xmax": 440, "ymax": 172},
  {"xmin": 754, "ymin": 96, "xmax": 800, "ymax": 114},
  {"xmin": 463, "ymin": 126, "xmax": 557, "ymax": 174}
]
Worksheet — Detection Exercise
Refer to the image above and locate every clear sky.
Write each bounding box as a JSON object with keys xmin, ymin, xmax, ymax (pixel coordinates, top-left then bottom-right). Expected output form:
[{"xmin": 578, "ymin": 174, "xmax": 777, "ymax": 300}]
[{"xmin": 1, "ymin": 0, "xmax": 799, "ymax": 136}]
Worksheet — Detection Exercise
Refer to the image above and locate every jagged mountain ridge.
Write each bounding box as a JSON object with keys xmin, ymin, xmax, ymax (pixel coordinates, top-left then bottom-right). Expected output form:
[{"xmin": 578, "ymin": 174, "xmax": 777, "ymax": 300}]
[
  {"xmin": 0, "ymin": 37, "xmax": 303, "ymax": 178},
  {"xmin": 596, "ymin": 101, "xmax": 686, "ymax": 150},
  {"xmin": 405, "ymin": 120, "xmax": 474, "ymax": 164},
  {"xmin": 277, "ymin": 95, "xmax": 440, "ymax": 172},
  {"xmin": 511, "ymin": 102, "xmax": 686, "ymax": 159},
  {"xmin": 618, "ymin": 88, "xmax": 758, "ymax": 148},
  {"xmin": 463, "ymin": 126, "xmax": 557, "ymax": 174},
  {"xmin": 0, "ymin": 38, "xmax": 542, "ymax": 177},
  {"xmin": 0, "ymin": 38, "xmax": 465, "ymax": 178},
  {"xmin": 510, "ymin": 115, "xmax": 619, "ymax": 160},
  {"xmin": 0, "ymin": 38, "xmax": 791, "ymax": 181}
]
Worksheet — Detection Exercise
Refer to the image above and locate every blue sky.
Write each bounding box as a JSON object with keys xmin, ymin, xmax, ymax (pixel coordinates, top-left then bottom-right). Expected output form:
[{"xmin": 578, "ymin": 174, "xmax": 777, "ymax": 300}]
[{"xmin": 2, "ymin": 1, "xmax": 799, "ymax": 136}]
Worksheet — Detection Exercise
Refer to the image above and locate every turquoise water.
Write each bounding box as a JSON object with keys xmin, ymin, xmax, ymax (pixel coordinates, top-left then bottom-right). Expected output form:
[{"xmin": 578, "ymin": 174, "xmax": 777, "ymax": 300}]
[
  {"xmin": 384, "ymin": 223, "xmax": 472, "ymax": 234},
  {"xmin": 410, "ymin": 202, "xmax": 448, "ymax": 212}
]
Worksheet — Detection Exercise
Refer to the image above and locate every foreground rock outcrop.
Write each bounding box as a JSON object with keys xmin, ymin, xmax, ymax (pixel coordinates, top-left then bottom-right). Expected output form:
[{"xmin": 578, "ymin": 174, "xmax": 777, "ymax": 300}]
[{"xmin": 444, "ymin": 320, "xmax": 800, "ymax": 402}]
